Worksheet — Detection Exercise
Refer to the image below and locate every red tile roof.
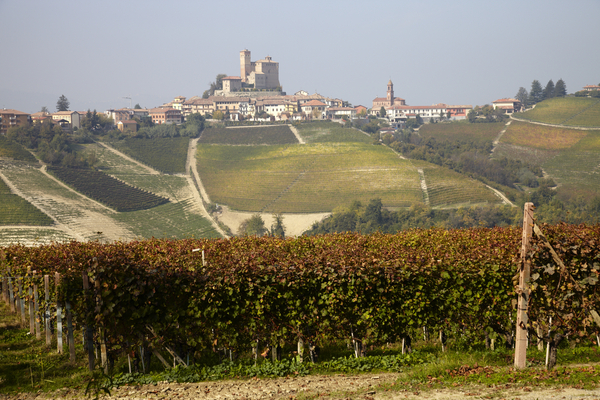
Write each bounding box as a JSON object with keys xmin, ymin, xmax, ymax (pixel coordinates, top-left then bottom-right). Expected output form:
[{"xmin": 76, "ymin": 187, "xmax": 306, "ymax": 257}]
[{"xmin": 493, "ymin": 98, "xmax": 519, "ymax": 103}]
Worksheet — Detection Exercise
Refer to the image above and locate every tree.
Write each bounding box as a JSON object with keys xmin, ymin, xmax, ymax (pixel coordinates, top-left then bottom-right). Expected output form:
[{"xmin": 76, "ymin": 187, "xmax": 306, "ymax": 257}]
[
  {"xmin": 529, "ymin": 80, "xmax": 543, "ymax": 104},
  {"xmin": 40, "ymin": 106, "xmax": 49, "ymax": 113},
  {"xmin": 56, "ymin": 95, "xmax": 70, "ymax": 111},
  {"xmin": 554, "ymin": 79, "xmax": 567, "ymax": 97},
  {"xmin": 379, "ymin": 106, "xmax": 387, "ymax": 117},
  {"xmin": 238, "ymin": 214, "xmax": 268, "ymax": 236},
  {"xmin": 203, "ymin": 73, "xmax": 228, "ymax": 98},
  {"xmin": 543, "ymin": 79, "xmax": 555, "ymax": 100},
  {"xmin": 270, "ymin": 214, "xmax": 285, "ymax": 238},
  {"xmin": 515, "ymin": 87, "xmax": 528, "ymax": 109},
  {"xmin": 134, "ymin": 103, "xmax": 142, "ymax": 109},
  {"xmin": 212, "ymin": 110, "xmax": 224, "ymax": 120}
]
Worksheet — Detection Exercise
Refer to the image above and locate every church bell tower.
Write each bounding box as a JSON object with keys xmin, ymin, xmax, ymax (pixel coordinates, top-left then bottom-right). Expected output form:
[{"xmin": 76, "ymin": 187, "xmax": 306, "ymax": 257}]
[{"xmin": 387, "ymin": 80, "xmax": 394, "ymax": 106}]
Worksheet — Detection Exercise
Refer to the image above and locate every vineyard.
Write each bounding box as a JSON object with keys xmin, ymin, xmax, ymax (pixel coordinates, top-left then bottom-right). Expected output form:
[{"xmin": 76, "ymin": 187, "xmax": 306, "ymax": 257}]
[
  {"xmin": 0, "ymin": 136, "xmax": 38, "ymax": 162},
  {"xmin": 199, "ymin": 125, "xmax": 298, "ymax": 145},
  {"xmin": 110, "ymin": 137, "xmax": 189, "ymax": 174},
  {"xmin": 47, "ymin": 166, "xmax": 169, "ymax": 212},
  {"xmin": 0, "ymin": 177, "xmax": 54, "ymax": 226},
  {"xmin": 295, "ymin": 121, "xmax": 372, "ymax": 143},
  {"xmin": 1, "ymin": 224, "xmax": 599, "ymax": 379},
  {"xmin": 542, "ymin": 132, "xmax": 600, "ymax": 199},
  {"xmin": 196, "ymin": 143, "xmax": 424, "ymax": 213},
  {"xmin": 517, "ymin": 98, "xmax": 600, "ymax": 127},
  {"xmin": 500, "ymin": 121, "xmax": 589, "ymax": 150},
  {"xmin": 418, "ymin": 121, "xmax": 505, "ymax": 143},
  {"xmin": 416, "ymin": 162, "xmax": 502, "ymax": 207}
]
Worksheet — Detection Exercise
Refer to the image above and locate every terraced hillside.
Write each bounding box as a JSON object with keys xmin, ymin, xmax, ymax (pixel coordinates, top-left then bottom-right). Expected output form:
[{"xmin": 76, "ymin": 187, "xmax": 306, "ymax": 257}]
[
  {"xmin": 0, "ymin": 140, "xmax": 221, "ymax": 245},
  {"xmin": 516, "ymin": 97, "xmax": 600, "ymax": 127}
]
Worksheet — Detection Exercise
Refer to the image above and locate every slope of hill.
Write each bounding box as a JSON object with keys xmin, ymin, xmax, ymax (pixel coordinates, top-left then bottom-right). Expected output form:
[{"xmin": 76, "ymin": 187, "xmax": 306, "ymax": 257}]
[{"xmin": 516, "ymin": 97, "xmax": 600, "ymax": 127}]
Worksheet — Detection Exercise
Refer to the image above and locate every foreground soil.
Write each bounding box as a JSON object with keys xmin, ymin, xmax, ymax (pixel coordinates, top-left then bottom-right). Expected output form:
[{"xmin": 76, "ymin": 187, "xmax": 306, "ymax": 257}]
[{"xmin": 3, "ymin": 372, "xmax": 600, "ymax": 400}]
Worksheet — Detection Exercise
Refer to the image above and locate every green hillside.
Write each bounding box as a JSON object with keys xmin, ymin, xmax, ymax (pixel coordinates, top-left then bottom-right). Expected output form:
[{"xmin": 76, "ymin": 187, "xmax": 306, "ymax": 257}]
[
  {"xmin": 0, "ymin": 177, "xmax": 54, "ymax": 226},
  {"xmin": 196, "ymin": 142, "xmax": 503, "ymax": 213},
  {"xmin": 110, "ymin": 137, "xmax": 189, "ymax": 174},
  {"xmin": 516, "ymin": 97, "xmax": 600, "ymax": 127}
]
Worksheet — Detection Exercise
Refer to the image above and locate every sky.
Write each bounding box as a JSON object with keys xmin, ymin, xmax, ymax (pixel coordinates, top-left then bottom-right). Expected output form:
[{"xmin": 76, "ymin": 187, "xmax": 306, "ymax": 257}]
[{"xmin": 1, "ymin": 0, "xmax": 599, "ymax": 114}]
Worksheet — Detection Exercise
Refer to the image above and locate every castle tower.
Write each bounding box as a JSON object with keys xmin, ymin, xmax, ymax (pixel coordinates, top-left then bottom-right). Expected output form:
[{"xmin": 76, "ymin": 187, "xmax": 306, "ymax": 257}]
[
  {"xmin": 240, "ymin": 49, "xmax": 251, "ymax": 83},
  {"xmin": 387, "ymin": 80, "xmax": 394, "ymax": 106}
]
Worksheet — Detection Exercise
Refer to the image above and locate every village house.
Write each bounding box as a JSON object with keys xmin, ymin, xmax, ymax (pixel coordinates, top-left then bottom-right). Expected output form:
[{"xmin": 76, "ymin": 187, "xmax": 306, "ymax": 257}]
[
  {"xmin": 301, "ymin": 100, "xmax": 327, "ymax": 120},
  {"xmin": 583, "ymin": 85, "xmax": 600, "ymax": 92},
  {"xmin": 0, "ymin": 108, "xmax": 30, "ymax": 135},
  {"xmin": 492, "ymin": 98, "xmax": 522, "ymax": 114},
  {"xmin": 149, "ymin": 107, "xmax": 182, "ymax": 125},
  {"xmin": 117, "ymin": 120, "xmax": 138, "ymax": 133},
  {"xmin": 326, "ymin": 107, "xmax": 357, "ymax": 120},
  {"xmin": 51, "ymin": 111, "xmax": 84, "ymax": 129}
]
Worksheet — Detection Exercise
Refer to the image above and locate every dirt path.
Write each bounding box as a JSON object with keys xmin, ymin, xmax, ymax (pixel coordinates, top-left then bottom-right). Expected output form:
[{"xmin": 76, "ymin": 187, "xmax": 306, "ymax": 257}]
[
  {"xmin": 97, "ymin": 142, "xmax": 160, "ymax": 175},
  {"xmin": 9, "ymin": 373, "xmax": 600, "ymax": 399},
  {"xmin": 491, "ymin": 120, "xmax": 512, "ymax": 153},
  {"xmin": 288, "ymin": 125, "xmax": 306, "ymax": 144},
  {"xmin": 217, "ymin": 205, "xmax": 329, "ymax": 236},
  {"xmin": 485, "ymin": 184, "xmax": 516, "ymax": 207},
  {"xmin": 186, "ymin": 138, "xmax": 228, "ymax": 237}
]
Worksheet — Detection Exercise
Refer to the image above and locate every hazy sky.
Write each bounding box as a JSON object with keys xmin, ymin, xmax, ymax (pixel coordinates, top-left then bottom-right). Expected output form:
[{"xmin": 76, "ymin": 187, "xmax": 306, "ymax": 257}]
[{"xmin": 1, "ymin": 0, "xmax": 599, "ymax": 114}]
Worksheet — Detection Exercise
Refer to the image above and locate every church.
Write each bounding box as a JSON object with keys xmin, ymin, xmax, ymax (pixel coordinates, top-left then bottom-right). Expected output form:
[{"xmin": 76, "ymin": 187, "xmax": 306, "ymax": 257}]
[{"xmin": 372, "ymin": 80, "xmax": 406, "ymax": 110}]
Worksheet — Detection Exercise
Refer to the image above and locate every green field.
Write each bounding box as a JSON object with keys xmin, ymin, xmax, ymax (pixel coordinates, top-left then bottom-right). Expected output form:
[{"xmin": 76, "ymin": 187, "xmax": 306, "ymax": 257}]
[
  {"xmin": 197, "ymin": 142, "xmax": 500, "ymax": 213},
  {"xmin": 517, "ymin": 97, "xmax": 600, "ymax": 127},
  {"xmin": 295, "ymin": 121, "xmax": 372, "ymax": 143},
  {"xmin": 0, "ymin": 178, "xmax": 54, "ymax": 226},
  {"xmin": 415, "ymin": 161, "xmax": 503, "ymax": 208},
  {"xmin": 418, "ymin": 120, "xmax": 505, "ymax": 143},
  {"xmin": 199, "ymin": 125, "xmax": 298, "ymax": 145},
  {"xmin": 111, "ymin": 137, "xmax": 189, "ymax": 174},
  {"xmin": 0, "ymin": 136, "xmax": 37, "ymax": 162}
]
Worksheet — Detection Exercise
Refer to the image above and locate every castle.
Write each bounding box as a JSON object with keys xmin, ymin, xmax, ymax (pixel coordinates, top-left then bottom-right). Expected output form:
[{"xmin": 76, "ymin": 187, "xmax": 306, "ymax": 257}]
[{"xmin": 239, "ymin": 49, "xmax": 280, "ymax": 90}]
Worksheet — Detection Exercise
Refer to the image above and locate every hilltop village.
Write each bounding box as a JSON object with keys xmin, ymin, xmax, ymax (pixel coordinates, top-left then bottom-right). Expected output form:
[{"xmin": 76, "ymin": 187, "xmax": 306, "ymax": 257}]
[{"xmin": 1, "ymin": 49, "xmax": 513, "ymax": 134}]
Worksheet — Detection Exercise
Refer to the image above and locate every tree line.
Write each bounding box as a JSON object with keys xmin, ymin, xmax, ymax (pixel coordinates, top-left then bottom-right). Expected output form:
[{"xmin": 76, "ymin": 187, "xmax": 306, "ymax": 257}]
[{"xmin": 515, "ymin": 79, "xmax": 567, "ymax": 108}]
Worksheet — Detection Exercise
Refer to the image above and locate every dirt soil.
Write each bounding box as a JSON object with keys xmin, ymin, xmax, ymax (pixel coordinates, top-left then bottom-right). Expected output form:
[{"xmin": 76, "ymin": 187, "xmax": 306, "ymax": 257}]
[{"xmin": 4, "ymin": 373, "xmax": 600, "ymax": 399}]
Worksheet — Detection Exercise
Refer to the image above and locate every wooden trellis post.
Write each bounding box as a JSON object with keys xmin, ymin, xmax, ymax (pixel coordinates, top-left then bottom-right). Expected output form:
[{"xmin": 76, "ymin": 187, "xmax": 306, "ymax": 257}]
[
  {"xmin": 45, "ymin": 275, "xmax": 51, "ymax": 345},
  {"xmin": 55, "ymin": 272, "xmax": 63, "ymax": 354},
  {"xmin": 515, "ymin": 202, "xmax": 534, "ymax": 369},
  {"xmin": 33, "ymin": 275, "xmax": 41, "ymax": 340},
  {"xmin": 83, "ymin": 271, "xmax": 95, "ymax": 371}
]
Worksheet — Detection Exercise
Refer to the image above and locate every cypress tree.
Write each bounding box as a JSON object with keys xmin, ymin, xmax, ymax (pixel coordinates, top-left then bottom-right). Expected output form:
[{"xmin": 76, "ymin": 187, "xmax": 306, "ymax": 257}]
[
  {"xmin": 554, "ymin": 79, "xmax": 567, "ymax": 97},
  {"xmin": 530, "ymin": 80, "xmax": 543, "ymax": 104},
  {"xmin": 543, "ymin": 80, "xmax": 555, "ymax": 100}
]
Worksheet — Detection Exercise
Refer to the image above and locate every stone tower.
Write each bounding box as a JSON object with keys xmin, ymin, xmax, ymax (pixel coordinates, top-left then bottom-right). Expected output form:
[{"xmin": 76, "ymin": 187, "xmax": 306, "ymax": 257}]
[
  {"xmin": 387, "ymin": 80, "xmax": 394, "ymax": 106},
  {"xmin": 240, "ymin": 49, "xmax": 251, "ymax": 83}
]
